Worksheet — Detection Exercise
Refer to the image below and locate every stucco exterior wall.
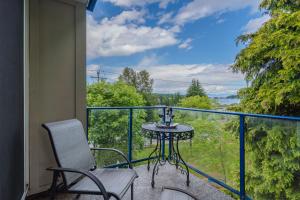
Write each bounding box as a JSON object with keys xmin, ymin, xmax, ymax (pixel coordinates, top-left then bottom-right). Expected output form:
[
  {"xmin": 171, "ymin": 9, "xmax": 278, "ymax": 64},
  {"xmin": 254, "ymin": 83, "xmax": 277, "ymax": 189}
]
[{"xmin": 28, "ymin": 0, "xmax": 86, "ymax": 194}]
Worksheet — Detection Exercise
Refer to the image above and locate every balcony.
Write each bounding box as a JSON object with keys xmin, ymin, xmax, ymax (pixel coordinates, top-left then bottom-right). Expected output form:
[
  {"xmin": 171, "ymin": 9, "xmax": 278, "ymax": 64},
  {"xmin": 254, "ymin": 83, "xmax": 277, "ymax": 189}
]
[
  {"xmin": 35, "ymin": 106, "xmax": 300, "ymax": 200},
  {"xmin": 85, "ymin": 106, "xmax": 300, "ymax": 200}
]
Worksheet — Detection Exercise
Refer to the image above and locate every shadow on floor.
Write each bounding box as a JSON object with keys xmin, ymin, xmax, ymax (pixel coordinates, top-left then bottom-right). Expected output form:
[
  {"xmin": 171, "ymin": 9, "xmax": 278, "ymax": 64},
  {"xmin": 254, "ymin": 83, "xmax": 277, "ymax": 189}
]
[{"xmin": 33, "ymin": 163, "xmax": 233, "ymax": 200}]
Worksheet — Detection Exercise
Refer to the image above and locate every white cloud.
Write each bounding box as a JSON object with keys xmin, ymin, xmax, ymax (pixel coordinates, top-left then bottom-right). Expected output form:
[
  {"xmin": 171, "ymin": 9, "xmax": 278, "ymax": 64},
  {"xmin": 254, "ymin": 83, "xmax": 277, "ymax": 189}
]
[
  {"xmin": 86, "ymin": 64, "xmax": 100, "ymax": 76},
  {"xmin": 243, "ymin": 15, "xmax": 271, "ymax": 34},
  {"xmin": 178, "ymin": 38, "xmax": 193, "ymax": 50},
  {"xmin": 160, "ymin": 0, "xmax": 259, "ymax": 26},
  {"xmin": 135, "ymin": 63, "xmax": 246, "ymax": 94},
  {"xmin": 158, "ymin": 12, "xmax": 174, "ymax": 25},
  {"xmin": 104, "ymin": 9, "xmax": 146, "ymax": 25},
  {"xmin": 216, "ymin": 18, "xmax": 226, "ymax": 24},
  {"xmin": 103, "ymin": 0, "xmax": 174, "ymax": 8},
  {"xmin": 87, "ymin": 63, "xmax": 246, "ymax": 95},
  {"xmin": 169, "ymin": 25, "xmax": 181, "ymax": 33},
  {"xmin": 87, "ymin": 13, "xmax": 178, "ymax": 58},
  {"xmin": 87, "ymin": 64, "xmax": 121, "ymax": 83},
  {"xmin": 159, "ymin": 0, "xmax": 176, "ymax": 8},
  {"xmin": 138, "ymin": 54, "xmax": 161, "ymax": 67}
]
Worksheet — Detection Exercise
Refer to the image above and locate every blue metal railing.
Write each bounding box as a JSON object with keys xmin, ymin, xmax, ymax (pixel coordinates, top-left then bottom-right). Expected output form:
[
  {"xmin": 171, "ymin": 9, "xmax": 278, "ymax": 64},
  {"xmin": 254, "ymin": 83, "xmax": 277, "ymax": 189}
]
[{"xmin": 86, "ymin": 106, "xmax": 300, "ymax": 200}]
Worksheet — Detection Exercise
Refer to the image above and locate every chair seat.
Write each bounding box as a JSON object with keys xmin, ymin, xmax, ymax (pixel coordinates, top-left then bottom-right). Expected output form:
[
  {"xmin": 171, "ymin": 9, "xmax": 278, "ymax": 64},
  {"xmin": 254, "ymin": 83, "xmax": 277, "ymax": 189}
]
[
  {"xmin": 69, "ymin": 168, "xmax": 138, "ymax": 198},
  {"xmin": 161, "ymin": 188, "xmax": 196, "ymax": 200}
]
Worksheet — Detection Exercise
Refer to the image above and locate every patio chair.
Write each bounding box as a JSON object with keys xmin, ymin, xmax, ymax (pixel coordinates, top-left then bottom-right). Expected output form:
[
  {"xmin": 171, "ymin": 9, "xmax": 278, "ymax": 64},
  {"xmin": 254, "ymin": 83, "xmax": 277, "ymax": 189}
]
[
  {"xmin": 42, "ymin": 119, "xmax": 138, "ymax": 200},
  {"xmin": 161, "ymin": 186, "xmax": 199, "ymax": 200}
]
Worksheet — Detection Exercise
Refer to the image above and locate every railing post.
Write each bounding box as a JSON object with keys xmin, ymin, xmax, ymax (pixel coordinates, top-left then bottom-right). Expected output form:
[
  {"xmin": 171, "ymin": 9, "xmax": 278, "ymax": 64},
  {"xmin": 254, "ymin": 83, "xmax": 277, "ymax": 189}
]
[
  {"xmin": 167, "ymin": 107, "xmax": 172, "ymax": 160},
  {"xmin": 128, "ymin": 108, "xmax": 133, "ymax": 163},
  {"xmin": 162, "ymin": 107, "xmax": 166, "ymax": 123},
  {"xmin": 162, "ymin": 107, "xmax": 166, "ymax": 161},
  {"xmin": 86, "ymin": 108, "xmax": 90, "ymax": 141},
  {"xmin": 239, "ymin": 115, "xmax": 246, "ymax": 200}
]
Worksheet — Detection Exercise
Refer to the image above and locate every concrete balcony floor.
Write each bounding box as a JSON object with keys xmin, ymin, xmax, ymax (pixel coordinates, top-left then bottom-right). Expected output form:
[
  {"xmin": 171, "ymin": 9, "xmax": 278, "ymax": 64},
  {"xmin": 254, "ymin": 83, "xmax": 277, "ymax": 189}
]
[{"xmin": 35, "ymin": 163, "xmax": 233, "ymax": 200}]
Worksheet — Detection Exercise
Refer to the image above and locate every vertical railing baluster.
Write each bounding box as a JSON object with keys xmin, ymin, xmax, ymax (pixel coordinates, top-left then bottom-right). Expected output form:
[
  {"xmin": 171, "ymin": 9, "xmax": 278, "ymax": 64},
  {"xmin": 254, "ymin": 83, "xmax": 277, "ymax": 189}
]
[
  {"xmin": 128, "ymin": 108, "xmax": 133, "ymax": 163},
  {"xmin": 162, "ymin": 107, "xmax": 166, "ymax": 160},
  {"xmin": 239, "ymin": 115, "xmax": 246, "ymax": 200},
  {"xmin": 162, "ymin": 107, "xmax": 166, "ymax": 124}
]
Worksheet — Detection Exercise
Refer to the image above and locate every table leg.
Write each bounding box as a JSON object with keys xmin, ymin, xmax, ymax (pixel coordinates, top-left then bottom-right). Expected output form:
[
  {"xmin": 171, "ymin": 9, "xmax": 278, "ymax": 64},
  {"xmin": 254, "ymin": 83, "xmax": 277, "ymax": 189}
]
[
  {"xmin": 161, "ymin": 133, "xmax": 165, "ymax": 161},
  {"xmin": 168, "ymin": 133, "xmax": 172, "ymax": 160},
  {"xmin": 166, "ymin": 136, "xmax": 179, "ymax": 168},
  {"xmin": 172, "ymin": 138, "xmax": 179, "ymax": 169},
  {"xmin": 151, "ymin": 134, "xmax": 162, "ymax": 188},
  {"xmin": 176, "ymin": 138, "xmax": 190, "ymax": 186},
  {"xmin": 147, "ymin": 134, "xmax": 159, "ymax": 171}
]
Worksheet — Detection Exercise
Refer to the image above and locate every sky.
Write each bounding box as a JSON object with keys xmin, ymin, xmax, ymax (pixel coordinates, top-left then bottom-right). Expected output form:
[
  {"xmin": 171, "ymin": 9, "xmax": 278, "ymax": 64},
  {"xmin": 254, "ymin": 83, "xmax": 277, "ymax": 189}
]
[{"xmin": 86, "ymin": 0, "xmax": 270, "ymax": 97}]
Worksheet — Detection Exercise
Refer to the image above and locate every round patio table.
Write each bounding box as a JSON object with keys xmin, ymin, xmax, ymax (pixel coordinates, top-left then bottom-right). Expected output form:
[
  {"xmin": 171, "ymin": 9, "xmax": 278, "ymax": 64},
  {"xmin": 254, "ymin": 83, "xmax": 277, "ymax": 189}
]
[{"xmin": 141, "ymin": 123, "xmax": 194, "ymax": 187}]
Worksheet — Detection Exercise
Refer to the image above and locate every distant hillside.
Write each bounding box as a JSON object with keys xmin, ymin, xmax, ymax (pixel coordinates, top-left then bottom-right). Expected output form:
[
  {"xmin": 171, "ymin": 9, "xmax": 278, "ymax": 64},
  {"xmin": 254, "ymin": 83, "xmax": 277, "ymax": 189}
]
[
  {"xmin": 153, "ymin": 93, "xmax": 185, "ymax": 97},
  {"xmin": 213, "ymin": 94, "xmax": 238, "ymax": 99}
]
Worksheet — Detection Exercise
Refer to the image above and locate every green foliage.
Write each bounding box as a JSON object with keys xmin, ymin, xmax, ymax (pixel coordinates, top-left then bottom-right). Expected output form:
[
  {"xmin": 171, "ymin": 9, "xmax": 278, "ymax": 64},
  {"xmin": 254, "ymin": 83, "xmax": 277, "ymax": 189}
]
[
  {"xmin": 245, "ymin": 120, "xmax": 300, "ymax": 199},
  {"xmin": 260, "ymin": 0, "xmax": 300, "ymax": 14},
  {"xmin": 179, "ymin": 96, "xmax": 213, "ymax": 109},
  {"xmin": 119, "ymin": 68, "xmax": 158, "ymax": 122},
  {"xmin": 119, "ymin": 67, "xmax": 154, "ymax": 94},
  {"xmin": 232, "ymin": 1, "xmax": 300, "ymax": 198},
  {"xmin": 87, "ymin": 81, "xmax": 146, "ymax": 154},
  {"xmin": 156, "ymin": 92, "xmax": 183, "ymax": 106},
  {"xmin": 187, "ymin": 79, "xmax": 206, "ymax": 97},
  {"xmin": 175, "ymin": 111, "xmax": 240, "ymax": 190},
  {"xmin": 232, "ymin": 11, "xmax": 300, "ymax": 116},
  {"xmin": 87, "ymin": 81, "xmax": 145, "ymax": 107}
]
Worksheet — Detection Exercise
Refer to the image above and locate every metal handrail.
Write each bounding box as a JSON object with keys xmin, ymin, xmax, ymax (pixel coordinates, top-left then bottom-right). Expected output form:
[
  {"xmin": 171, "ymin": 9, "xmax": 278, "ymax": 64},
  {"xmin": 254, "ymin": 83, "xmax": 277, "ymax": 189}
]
[
  {"xmin": 86, "ymin": 106, "xmax": 300, "ymax": 200},
  {"xmin": 87, "ymin": 106, "xmax": 167, "ymax": 110},
  {"xmin": 172, "ymin": 107, "xmax": 300, "ymax": 121},
  {"xmin": 88, "ymin": 106, "xmax": 300, "ymax": 121}
]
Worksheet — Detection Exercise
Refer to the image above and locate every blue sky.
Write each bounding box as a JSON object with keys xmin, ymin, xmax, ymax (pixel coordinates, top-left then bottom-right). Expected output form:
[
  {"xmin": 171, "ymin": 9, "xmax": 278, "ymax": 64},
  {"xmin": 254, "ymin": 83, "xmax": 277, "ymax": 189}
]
[{"xmin": 86, "ymin": 0, "xmax": 270, "ymax": 96}]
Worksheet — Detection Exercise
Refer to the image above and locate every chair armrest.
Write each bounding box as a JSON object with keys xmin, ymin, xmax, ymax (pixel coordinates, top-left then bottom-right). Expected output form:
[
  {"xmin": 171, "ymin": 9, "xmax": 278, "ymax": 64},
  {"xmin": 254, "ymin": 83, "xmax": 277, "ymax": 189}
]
[
  {"xmin": 162, "ymin": 186, "xmax": 199, "ymax": 200},
  {"xmin": 91, "ymin": 147, "xmax": 132, "ymax": 169},
  {"xmin": 47, "ymin": 167, "xmax": 110, "ymax": 200}
]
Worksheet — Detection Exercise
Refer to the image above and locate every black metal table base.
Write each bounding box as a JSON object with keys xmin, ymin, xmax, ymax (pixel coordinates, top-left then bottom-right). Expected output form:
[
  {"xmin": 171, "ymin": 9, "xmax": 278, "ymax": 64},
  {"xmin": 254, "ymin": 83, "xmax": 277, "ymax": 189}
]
[{"xmin": 147, "ymin": 133, "xmax": 190, "ymax": 187}]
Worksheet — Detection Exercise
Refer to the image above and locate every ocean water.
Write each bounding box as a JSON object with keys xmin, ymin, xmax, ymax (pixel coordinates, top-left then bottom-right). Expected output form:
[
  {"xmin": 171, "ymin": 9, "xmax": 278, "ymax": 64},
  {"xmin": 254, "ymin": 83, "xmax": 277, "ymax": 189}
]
[{"xmin": 216, "ymin": 98, "xmax": 240, "ymax": 105}]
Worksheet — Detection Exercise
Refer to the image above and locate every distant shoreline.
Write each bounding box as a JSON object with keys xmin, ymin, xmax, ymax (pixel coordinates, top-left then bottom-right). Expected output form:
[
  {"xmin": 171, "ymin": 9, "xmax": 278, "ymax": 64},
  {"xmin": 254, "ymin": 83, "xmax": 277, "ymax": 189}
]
[{"xmin": 214, "ymin": 98, "xmax": 240, "ymax": 105}]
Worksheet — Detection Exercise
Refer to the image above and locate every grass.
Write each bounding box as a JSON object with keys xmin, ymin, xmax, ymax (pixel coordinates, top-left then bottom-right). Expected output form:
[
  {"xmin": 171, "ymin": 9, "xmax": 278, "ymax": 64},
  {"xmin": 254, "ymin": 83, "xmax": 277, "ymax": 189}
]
[{"xmin": 91, "ymin": 110, "xmax": 241, "ymax": 198}]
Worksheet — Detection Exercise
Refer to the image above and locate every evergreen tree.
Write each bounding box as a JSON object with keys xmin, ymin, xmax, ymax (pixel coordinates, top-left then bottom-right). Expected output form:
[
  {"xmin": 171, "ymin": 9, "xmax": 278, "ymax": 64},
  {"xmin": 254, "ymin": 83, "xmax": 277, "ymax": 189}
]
[
  {"xmin": 186, "ymin": 79, "xmax": 206, "ymax": 97},
  {"xmin": 232, "ymin": 1, "xmax": 300, "ymax": 116},
  {"xmin": 232, "ymin": 1, "xmax": 300, "ymax": 199}
]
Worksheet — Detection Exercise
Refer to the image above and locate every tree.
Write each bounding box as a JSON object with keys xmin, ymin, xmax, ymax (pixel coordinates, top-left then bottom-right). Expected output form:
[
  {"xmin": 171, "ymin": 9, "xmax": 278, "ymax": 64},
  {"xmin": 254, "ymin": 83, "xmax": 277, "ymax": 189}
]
[
  {"xmin": 260, "ymin": 0, "xmax": 300, "ymax": 14},
  {"xmin": 232, "ymin": 1, "xmax": 300, "ymax": 199},
  {"xmin": 119, "ymin": 67, "xmax": 158, "ymax": 121},
  {"xmin": 87, "ymin": 81, "xmax": 146, "ymax": 162},
  {"xmin": 87, "ymin": 81, "xmax": 145, "ymax": 107},
  {"xmin": 156, "ymin": 92, "xmax": 183, "ymax": 106},
  {"xmin": 186, "ymin": 79, "xmax": 206, "ymax": 97},
  {"xmin": 232, "ymin": 12, "xmax": 300, "ymax": 116},
  {"xmin": 119, "ymin": 67, "xmax": 154, "ymax": 94},
  {"xmin": 178, "ymin": 96, "xmax": 212, "ymax": 109}
]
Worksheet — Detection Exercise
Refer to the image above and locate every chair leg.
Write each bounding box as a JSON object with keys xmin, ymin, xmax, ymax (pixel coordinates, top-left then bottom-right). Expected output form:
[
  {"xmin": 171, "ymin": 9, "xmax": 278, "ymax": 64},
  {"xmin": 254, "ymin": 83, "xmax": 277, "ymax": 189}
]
[
  {"xmin": 49, "ymin": 172, "xmax": 59, "ymax": 200},
  {"xmin": 131, "ymin": 183, "xmax": 134, "ymax": 200}
]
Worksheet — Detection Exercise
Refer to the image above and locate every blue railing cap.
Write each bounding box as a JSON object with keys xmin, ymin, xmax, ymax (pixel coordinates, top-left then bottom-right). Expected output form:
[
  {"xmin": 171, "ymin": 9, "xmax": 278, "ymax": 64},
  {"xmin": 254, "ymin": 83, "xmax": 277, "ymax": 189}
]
[
  {"xmin": 172, "ymin": 107, "xmax": 300, "ymax": 121},
  {"xmin": 87, "ymin": 106, "xmax": 167, "ymax": 110},
  {"xmin": 87, "ymin": 106, "xmax": 300, "ymax": 121}
]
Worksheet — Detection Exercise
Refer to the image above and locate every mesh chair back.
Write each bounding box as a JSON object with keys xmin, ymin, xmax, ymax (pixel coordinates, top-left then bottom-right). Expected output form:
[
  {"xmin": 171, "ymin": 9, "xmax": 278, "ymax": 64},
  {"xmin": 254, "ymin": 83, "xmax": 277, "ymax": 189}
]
[{"xmin": 43, "ymin": 119, "xmax": 96, "ymax": 185}]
